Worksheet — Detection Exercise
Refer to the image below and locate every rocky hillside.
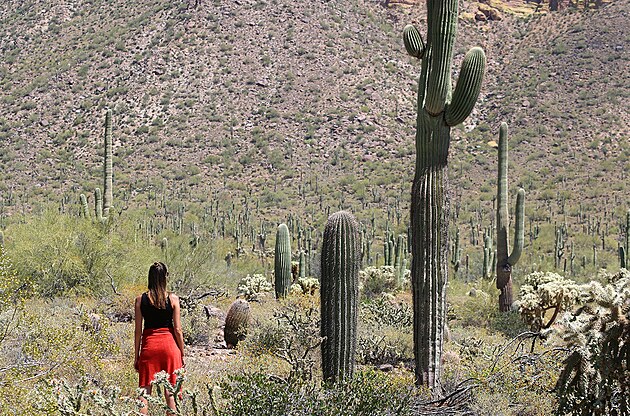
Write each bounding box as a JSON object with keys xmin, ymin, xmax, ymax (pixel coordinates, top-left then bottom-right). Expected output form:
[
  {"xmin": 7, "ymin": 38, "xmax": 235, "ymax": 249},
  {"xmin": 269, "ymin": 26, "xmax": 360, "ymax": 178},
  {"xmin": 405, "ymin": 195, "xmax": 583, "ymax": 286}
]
[{"xmin": 0, "ymin": 0, "xmax": 627, "ymax": 221}]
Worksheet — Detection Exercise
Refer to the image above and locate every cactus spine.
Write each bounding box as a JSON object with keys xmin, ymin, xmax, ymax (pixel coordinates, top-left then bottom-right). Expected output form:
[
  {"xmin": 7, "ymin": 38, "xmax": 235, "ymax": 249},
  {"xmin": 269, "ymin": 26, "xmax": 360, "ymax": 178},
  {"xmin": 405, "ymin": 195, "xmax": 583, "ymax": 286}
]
[
  {"xmin": 495, "ymin": 123, "xmax": 525, "ymax": 312},
  {"xmin": 403, "ymin": 0, "xmax": 486, "ymax": 386},
  {"xmin": 224, "ymin": 299, "xmax": 251, "ymax": 348},
  {"xmin": 320, "ymin": 211, "xmax": 359, "ymax": 382},
  {"xmin": 274, "ymin": 223, "xmax": 292, "ymax": 298},
  {"xmin": 103, "ymin": 110, "xmax": 113, "ymax": 218}
]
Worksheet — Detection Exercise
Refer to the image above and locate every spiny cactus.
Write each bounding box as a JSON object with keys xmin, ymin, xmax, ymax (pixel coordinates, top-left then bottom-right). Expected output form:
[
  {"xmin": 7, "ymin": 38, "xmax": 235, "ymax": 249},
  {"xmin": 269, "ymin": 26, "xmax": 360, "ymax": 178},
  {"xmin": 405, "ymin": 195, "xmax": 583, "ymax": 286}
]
[
  {"xmin": 161, "ymin": 237, "xmax": 168, "ymax": 262},
  {"xmin": 555, "ymin": 269, "xmax": 629, "ymax": 415},
  {"xmin": 224, "ymin": 299, "xmax": 251, "ymax": 348},
  {"xmin": 299, "ymin": 250, "xmax": 306, "ymax": 279},
  {"xmin": 620, "ymin": 246, "xmax": 627, "ymax": 269},
  {"xmin": 451, "ymin": 228, "xmax": 461, "ymax": 273},
  {"xmin": 103, "ymin": 109, "xmax": 113, "ymax": 218},
  {"xmin": 237, "ymin": 274, "xmax": 273, "ymax": 301},
  {"xmin": 519, "ymin": 271, "xmax": 586, "ymax": 331},
  {"xmin": 403, "ymin": 0, "xmax": 485, "ymax": 387},
  {"xmin": 320, "ymin": 211, "xmax": 359, "ymax": 382},
  {"xmin": 80, "ymin": 193, "xmax": 90, "ymax": 219},
  {"xmin": 495, "ymin": 123, "xmax": 525, "ymax": 312},
  {"xmin": 482, "ymin": 232, "xmax": 494, "ymax": 279},
  {"xmin": 274, "ymin": 223, "xmax": 292, "ymax": 299},
  {"xmin": 94, "ymin": 188, "xmax": 107, "ymax": 223}
]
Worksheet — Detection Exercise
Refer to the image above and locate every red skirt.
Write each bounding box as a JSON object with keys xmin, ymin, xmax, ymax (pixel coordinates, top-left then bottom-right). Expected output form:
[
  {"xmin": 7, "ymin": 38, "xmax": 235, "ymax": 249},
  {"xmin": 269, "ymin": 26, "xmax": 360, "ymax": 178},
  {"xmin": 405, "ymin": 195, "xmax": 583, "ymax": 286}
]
[{"xmin": 138, "ymin": 327, "xmax": 183, "ymax": 387}]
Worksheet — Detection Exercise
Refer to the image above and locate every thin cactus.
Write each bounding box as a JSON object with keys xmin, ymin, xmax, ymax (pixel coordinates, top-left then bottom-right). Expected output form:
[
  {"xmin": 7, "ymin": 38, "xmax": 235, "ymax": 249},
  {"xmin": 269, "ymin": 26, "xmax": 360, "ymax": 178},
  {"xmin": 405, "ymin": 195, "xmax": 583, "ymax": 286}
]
[
  {"xmin": 299, "ymin": 250, "xmax": 306, "ymax": 278},
  {"xmin": 483, "ymin": 232, "xmax": 493, "ymax": 279},
  {"xmin": 79, "ymin": 194, "xmax": 90, "ymax": 219},
  {"xmin": 403, "ymin": 0, "xmax": 485, "ymax": 386},
  {"xmin": 161, "ymin": 237, "xmax": 169, "ymax": 263},
  {"xmin": 274, "ymin": 223, "xmax": 292, "ymax": 299},
  {"xmin": 495, "ymin": 123, "xmax": 525, "ymax": 312},
  {"xmin": 94, "ymin": 188, "xmax": 107, "ymax": 223},
  {"xmin": 395, "ymin": 234, "xmax": 405, "ymax": 286},
  {"xmin": 451, "ymin": 228, "xmax": 461, "ymax": 273},
  {"xmin": 103, "ymin": 110, "xmax": 113, "ymax": 218},
  {"xmin": 320, "ymin": 211, "xmax": 359, "ymax": 382}
]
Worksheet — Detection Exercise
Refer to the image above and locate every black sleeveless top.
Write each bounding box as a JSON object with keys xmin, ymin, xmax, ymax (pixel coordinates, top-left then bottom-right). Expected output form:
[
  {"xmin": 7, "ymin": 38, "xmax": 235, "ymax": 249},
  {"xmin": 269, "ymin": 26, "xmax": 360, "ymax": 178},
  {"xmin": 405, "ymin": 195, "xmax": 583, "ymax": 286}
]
[{"xmin": 141, "ymin": 292, "xmax": 174, "ymax": 329}]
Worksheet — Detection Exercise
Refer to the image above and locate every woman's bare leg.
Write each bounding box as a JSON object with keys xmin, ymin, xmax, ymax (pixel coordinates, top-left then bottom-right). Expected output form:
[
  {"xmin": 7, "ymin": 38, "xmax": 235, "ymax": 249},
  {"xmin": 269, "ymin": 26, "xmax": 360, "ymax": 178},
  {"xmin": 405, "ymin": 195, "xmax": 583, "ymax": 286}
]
[
  {"xmin": 164, "ymin": 388, "xmax": 176, "ymax": 415},
  {"xmin": 138, "ymin": 385, "xmax": 151, "ymax": 415}
]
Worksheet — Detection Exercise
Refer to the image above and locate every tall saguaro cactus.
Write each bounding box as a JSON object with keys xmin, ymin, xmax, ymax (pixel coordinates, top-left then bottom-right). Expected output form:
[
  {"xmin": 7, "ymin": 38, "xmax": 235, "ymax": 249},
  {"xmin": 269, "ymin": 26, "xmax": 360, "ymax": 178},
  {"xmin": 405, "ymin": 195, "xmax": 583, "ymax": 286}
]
[
  {"xmin": 320, "ymin": 211, "xmax": 359, "ymax": 382},
  {"xmin": 103, "ymin": 109, "xmax": 113, "ymax": 218},
  {"xmin": 495, "ymin": 123, "xmax": 525, "ymax": 312},
  {"xmin": 274, "ymin": 223, "xmax": 291, "ymax": 298},
  {"xmin": 403, "ymin": 0, "xmax": 486, "ymax": 387}
]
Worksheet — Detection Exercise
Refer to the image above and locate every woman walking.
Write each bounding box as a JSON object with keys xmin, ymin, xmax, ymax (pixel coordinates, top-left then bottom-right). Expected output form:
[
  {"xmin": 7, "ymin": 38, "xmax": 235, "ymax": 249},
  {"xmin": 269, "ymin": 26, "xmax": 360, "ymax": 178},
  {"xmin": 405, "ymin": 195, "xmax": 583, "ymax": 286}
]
[{"xmin": 134, "ymin": 262, "xmax": 185, "ymax": 415}]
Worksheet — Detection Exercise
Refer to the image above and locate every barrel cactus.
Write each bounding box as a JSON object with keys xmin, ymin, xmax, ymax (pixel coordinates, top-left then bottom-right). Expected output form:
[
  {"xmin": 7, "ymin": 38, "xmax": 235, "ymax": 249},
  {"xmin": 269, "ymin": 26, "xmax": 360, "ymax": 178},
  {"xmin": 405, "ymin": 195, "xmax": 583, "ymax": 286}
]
[
  {"xmin": 403, "ymin": 0, "xmax": 486, "ymax": 387},
  {"xmin": 320, "ymin": 211, "xmax": 360, "ymax": 382},
  {"xmin": 224, "ymin": 299, "xmax": 251, "ymax": 348},
  {"xmin": 274, "ymin": 223, "xmax": 292, "ymax": 299}
]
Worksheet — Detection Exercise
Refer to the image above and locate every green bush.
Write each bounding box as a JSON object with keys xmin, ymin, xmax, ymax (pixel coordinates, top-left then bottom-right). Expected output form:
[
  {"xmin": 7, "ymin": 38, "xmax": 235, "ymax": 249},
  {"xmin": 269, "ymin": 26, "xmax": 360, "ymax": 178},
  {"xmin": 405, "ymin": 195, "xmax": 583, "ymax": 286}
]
[
  {"xmin": 218, "ymin": 370, "xmax": 415, "ymax": 416},
  {"xmin": 6, "ymin": 210, "xmax": 155, "ymax": 296}
]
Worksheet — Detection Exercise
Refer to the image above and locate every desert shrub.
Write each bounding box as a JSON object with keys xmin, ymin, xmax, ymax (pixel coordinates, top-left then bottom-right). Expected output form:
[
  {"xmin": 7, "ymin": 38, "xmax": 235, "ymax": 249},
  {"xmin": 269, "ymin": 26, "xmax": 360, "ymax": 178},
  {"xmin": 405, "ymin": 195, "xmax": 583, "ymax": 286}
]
[
  {"xmin": 446, "ymin": 333, "xmax": 561, "ymax": 416},
  {"xmin": 356, "ymin": 296, "xmax": 413, "ymax": 366},
  {"xmin": 359, "ymin": 265, "xmax": 407, "ymax": 297},
  {"xmin": 244, "ymin": 296, "xmax": 321, "ymax": 382},
  {"xmin": 6, "ymin": 210, "xmax": 155, "ymax": 297},
  {"xmin": 181, "ymin": 303, "xmax": 215, "ymax": 346},
  {"xmin": 555, "ymin": 269, "xmax": 629, "ymax": 416},
  {"xmin": 218, "ymin": 369, "xmax": 414, "ymax": 416},
  {"xmin": 356, "ymin": 331, "xmax": 412, "ymax": 366},
  {"xmin": 236, "ymin": 273, "xmax": 272, "ymax": 301},
  {"xmin": 361, "ymin": 295, "xmax": 412, "ymax": 329}
]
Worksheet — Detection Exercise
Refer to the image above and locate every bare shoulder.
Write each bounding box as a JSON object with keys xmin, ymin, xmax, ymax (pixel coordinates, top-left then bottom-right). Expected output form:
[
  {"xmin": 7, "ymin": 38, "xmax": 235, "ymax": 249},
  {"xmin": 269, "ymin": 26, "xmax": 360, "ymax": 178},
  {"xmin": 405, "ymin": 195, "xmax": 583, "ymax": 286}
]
[
  {"xmin": 169, "ymin": 293, "xmax": 180, "ymax": 305},
  {"xmin": 135, "ymin": 294, "xmax": 143, "ymax": 304}
]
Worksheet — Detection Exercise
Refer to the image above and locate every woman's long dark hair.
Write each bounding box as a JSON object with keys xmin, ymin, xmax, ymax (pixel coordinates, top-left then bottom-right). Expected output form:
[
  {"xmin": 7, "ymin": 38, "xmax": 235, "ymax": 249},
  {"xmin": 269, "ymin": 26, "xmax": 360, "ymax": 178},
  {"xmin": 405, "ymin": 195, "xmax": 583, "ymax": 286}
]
[{"xmin": 148, "ymin": 262, "xmax": 168, "ymax": 309}]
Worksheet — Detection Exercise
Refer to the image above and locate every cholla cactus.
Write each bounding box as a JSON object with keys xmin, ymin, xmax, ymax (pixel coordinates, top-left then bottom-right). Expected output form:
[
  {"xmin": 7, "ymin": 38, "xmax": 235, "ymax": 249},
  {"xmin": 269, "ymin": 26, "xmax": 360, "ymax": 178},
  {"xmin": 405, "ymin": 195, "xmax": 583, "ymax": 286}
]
[
  {"xmin": 236, "ymin": 274, "xmax": 273, "ymax": 301},
  {"xmin": 518, "ymin": 271, "xmax": 588, "ymax": 331},
  {"xmin": 555, "ymin": 269, "xmax": 629, "ymax": 416},
  {"xmin": 359, "ymin": 265, "xmax": 410, "ymax": 296},
  {"xmin": 289, "ymin": 277, "xmax": 320, "ymax": 296}
]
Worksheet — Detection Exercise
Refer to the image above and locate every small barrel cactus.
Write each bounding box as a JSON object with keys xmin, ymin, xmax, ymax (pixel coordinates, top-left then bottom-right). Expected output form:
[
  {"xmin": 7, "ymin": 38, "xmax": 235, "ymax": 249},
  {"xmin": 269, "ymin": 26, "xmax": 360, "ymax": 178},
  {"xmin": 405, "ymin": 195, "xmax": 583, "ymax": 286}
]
[
  {"xmin": 321, "ymin": 211, "xmax": 360, "ymax": 382},
  {"xmin": 224, "ymin": 299, "xmax": 251, "ymax": 348},
  {"xmin": 274, "ymin": 223, "xmax": 292, "ymax": 298}
]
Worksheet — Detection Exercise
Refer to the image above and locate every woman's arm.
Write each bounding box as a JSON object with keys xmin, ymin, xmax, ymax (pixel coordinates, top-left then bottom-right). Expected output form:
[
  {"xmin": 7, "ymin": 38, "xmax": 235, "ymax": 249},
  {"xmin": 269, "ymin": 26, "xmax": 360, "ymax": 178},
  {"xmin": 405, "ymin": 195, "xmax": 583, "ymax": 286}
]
[
  {"xmin": 134, "ymin": 295, "xmax": 143, "ymax": 371},
  {"xmin": 171, "ymin": 294, "xmax": 186, "ymax": 367}
]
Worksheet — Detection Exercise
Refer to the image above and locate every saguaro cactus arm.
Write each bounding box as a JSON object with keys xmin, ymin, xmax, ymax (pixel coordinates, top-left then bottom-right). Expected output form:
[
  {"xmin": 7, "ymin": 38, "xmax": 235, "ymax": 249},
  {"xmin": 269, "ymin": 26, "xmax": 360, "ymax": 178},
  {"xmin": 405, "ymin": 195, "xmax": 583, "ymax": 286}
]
[
  {"xmin": 507, "ymin": 188, "xmax": 525, "ymax": 266},
  {"xmin": 445, "ymin": 47, "xmax": 486, "ymax": 126},
  {"xmin": 403, "ymin": 24, "xmax": 425, "ymax": 59}
]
